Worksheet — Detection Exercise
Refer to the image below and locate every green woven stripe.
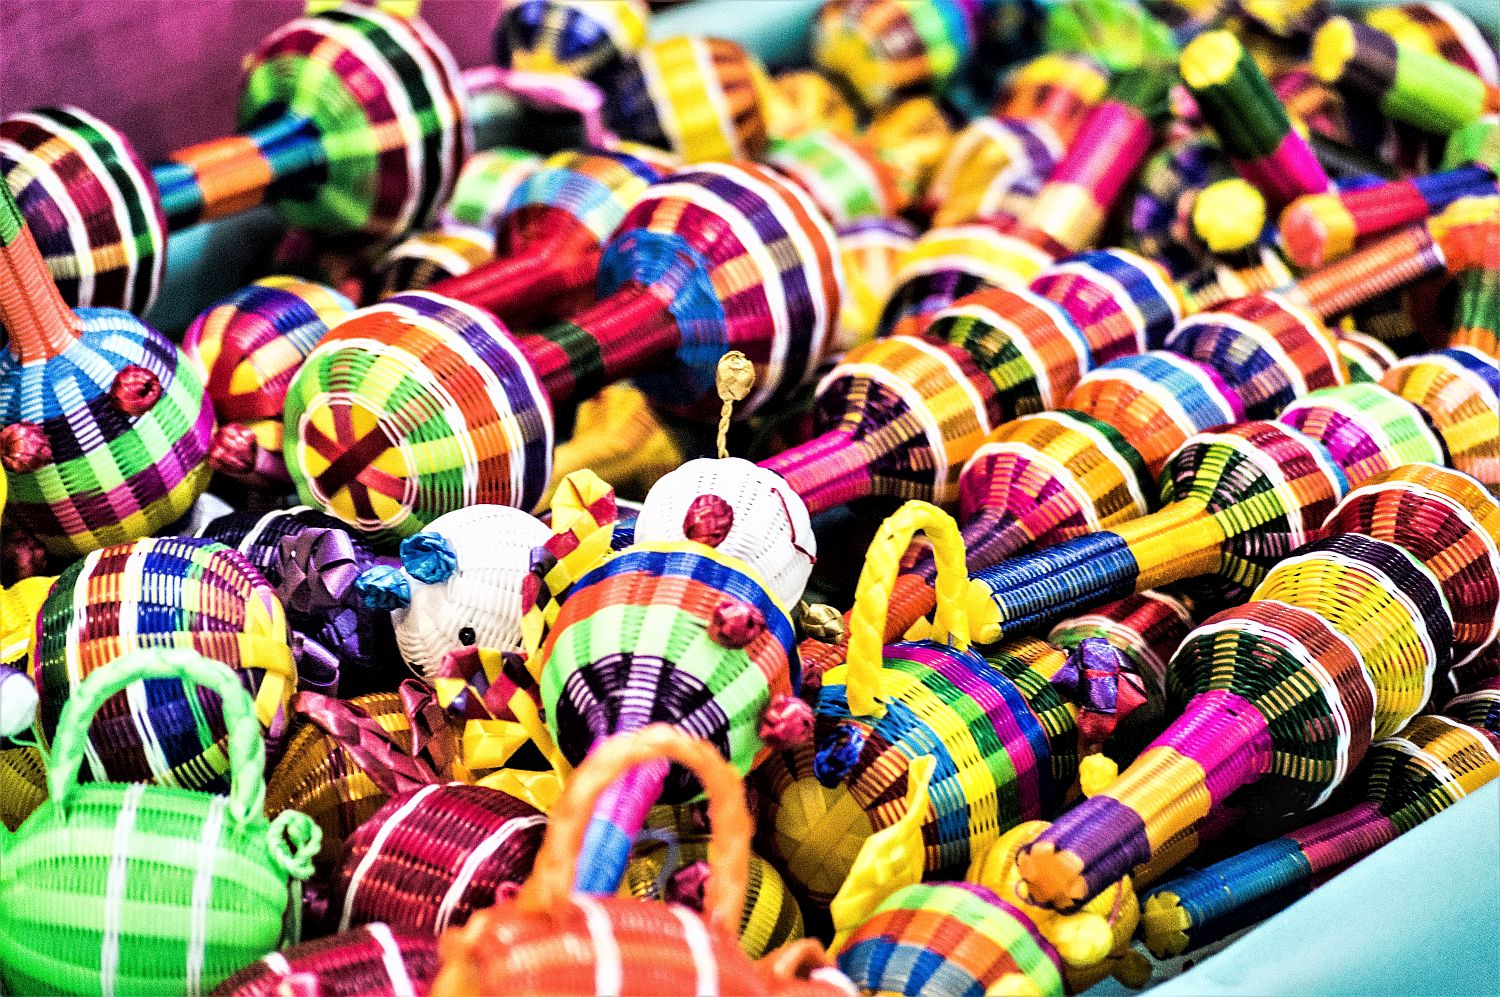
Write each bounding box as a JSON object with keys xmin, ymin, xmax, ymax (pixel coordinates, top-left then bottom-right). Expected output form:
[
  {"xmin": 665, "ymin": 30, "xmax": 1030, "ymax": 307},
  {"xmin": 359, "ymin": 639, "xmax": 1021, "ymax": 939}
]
[{"xmin": 0, "ymin": 176, "xmax": 23, "ymax": 244}]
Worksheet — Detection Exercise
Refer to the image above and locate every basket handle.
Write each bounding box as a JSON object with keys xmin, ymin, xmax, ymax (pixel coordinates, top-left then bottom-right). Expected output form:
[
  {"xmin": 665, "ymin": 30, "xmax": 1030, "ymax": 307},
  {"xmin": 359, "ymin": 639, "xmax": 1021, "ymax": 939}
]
[
  {"xmin": 48, "ymin": 648, "xmax": 266, "ymax": 826},
  {"xmin": 844, "ymin": 501, "xmax": 970, "ymax": 717},
  {"xmin": 515, "ymin": 725, "xmax": 750, "ymax": 935}
]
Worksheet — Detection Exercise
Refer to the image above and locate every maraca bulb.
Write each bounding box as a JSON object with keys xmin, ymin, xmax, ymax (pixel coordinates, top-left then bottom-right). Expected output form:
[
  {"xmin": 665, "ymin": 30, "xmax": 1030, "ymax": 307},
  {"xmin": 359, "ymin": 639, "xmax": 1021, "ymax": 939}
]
[
  {"xmin": 494, "ymin": 0, "xmax": 650, "ymax": 91},
  {"xmin": 766, "ymin": 130, "xmax": 904, "ymax": 226},
  {"xmin": 811, "ymin": 0, "xmax": 975, "ymax": 111},
  {"xmin": 1382, "ymin": 347, "xmax": 1500, "ymax": 493},
  {"xmin": 833, "ymin": 216, "xmax": 916, "ymax": 352},
  {"xmin": 1337, "ymin": 329, "xmax": 1398, "ymax": 384}
]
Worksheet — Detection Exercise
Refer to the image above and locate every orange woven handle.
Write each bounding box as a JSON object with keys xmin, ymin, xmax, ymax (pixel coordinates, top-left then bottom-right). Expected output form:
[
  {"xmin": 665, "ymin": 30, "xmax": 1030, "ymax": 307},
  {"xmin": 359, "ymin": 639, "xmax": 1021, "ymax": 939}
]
[{"xmin": 515, "ymin": 724, "xmax": 751, "ymax": 933}]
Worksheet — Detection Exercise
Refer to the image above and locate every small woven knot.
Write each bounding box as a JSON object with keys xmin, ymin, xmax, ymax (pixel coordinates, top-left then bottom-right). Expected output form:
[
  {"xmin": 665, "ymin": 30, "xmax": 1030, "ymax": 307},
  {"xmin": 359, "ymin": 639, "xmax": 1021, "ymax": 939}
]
[
  {"xmin": 683, "ymin": 494, "xmax": 734, "ymax": 547},
  {"xmin": 109, "ymin": 364, "xmax": 163, "ymax": 416},
  {"xmin": 709, "ymin": 597, "xmax": 765, "ymax": 648},
  {"xmin": 798, "ymin": 602, "xmax": 846, "ymax": 645},
  {"xmin": 399, "ymin": 532, "xmax": 459, "ymax": 584},
  {"xmin": 2, "ymin": 527, "xmax": 48, "ymax": 582},
  {"xmin": 266, "ymin": 809, "xmax": 322, "ymax": 882},
  {"xmin": 813, "ymin": 723, "xmax": 865, "ymax": 787},
  {"xmin": 665, "ymin": 860, "xmax": 711, "ymax": 912},
  {"xmin": 209, "ymin": 423, "xmax": 259, "ymax": 476},
  {"xmin": 355, "ymin": 564, "xmax": 411, "ymax": 611},
  {"xmin": 1050, "ymin": 638, "xmax": 1148, "ymax": 754},
  {"xmin": 0, "ymin": 422, "xmax": 51, "ymax": 474},
  {"xmin": 759, "ymin": 693, "xmax": 814, "ymax": 750}
]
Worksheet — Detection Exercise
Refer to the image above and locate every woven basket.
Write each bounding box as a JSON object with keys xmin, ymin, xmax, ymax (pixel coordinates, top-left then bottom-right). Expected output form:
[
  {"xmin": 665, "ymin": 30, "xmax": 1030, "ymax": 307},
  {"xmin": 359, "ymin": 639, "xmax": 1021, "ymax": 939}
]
[
  {"xmin": 811, "ymin": 0, "xmax": 974, "ymax": 111},
  {"xmin": 33, "ymin": 536, "xmax": 297, "ymax": 792},
  {"xmin": 0, "ymin": 649, "xmax": 319, "ymax": 995},
  {"xmin": 494, "ymin": 0, "xmax": 649, "ymax": 93},
  {"xmin": 0, "ymin": 745, "xmax": 46, "ymax": 831},
  {"xmin": 331, "ymin": 780, "xmax": 547, "ymax": 935},
  {"xmin": 431, "ymin": 725, "xmax": 851, "ymax": 996},
  {"xmin": 757, "ymin": 502, "xmax": 1063, "ymax": 908},
  {"xmin": 607, "ymin": 37, "xmax": 770, "ymax": 162},
  {"xmin": 214, "ymin": 922, "xmax": 440, "ymax": 997}
]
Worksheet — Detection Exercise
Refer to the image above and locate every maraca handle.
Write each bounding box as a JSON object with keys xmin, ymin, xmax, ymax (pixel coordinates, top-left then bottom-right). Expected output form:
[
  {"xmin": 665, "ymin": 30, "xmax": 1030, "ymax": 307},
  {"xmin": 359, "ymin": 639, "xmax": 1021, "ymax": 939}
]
[
  {"xmin": 0, "ymin": 177, "xmax": 79, "ymax": 363},
  {"xmin": 153, "ymin": 115, "xmax": 325, "ymax": 231},
  {"xmin": 760, "ymin": 430, "xmax": 872, "ymax": 515},
  {"xmin": 571, "ymin": 757, "xmax": 671, "ymax": 895},
  {"xmin": 518, "ymin": 281, "xmax": 682, "ymax": 406}
]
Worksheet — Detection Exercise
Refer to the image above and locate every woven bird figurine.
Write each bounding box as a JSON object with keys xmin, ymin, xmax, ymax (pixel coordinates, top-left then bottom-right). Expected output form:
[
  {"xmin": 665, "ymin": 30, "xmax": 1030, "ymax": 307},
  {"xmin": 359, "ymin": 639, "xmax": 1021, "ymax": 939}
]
[{"xmin": 0, "ymin": 2, "xmax": 469, "ymax": 313}]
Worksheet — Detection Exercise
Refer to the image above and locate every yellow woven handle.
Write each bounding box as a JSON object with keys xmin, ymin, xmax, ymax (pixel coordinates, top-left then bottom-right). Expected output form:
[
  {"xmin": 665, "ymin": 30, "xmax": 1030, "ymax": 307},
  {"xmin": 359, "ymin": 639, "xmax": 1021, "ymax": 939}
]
[{"xmin": 844, "ymin": 501, "xmax": 970, "ymax": 717}]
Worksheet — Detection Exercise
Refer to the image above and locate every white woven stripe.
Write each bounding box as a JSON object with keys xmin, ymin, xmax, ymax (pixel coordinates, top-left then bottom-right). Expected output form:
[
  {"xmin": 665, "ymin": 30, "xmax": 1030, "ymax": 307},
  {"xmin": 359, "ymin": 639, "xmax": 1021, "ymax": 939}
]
[
  {"xmin": 339, "ymin": 783, "xmax": 444, "ymax": 931},
  {"xmin": 261, "ymin": 951, "xmax": 293, "ymax": 976},
  {"xmin": 670, "ymin": 905, "xmax": 719, "ymax": 997},
  {"xmin": 433, "ymin": 813, "xmax": 547, "ymax": 932},
  {"xmin": 575, "ymin": 896, "xmax": 623, "ymax": 996},
  {"xmin": 367, "ymin": 922, "xmax": 418, "ymax": 997},
  {"xmin": 185, "ymin": 795, "xmax": 229, "ymax": 996},
  {"xmin": 100, "ymin": 783, "xmax": 147, "ymax": 997},
  {"xmin": 0, "ymin": 124, "xmax": 99, "ymax": 302}
]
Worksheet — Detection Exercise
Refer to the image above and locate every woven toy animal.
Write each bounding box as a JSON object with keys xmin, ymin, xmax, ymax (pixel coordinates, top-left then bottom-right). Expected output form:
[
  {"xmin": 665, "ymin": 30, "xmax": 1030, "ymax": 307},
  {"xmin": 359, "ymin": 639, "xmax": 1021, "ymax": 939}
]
[
  {"xmin": 1142, "ymin": 706, "xmax": 1500, "ymax": 962},
  {"xmin": 0, "ymin": 649, "xmax": 320, "ymax": 995},
  {"xmin": 494, "ymin": 0, "xmax": 650, "ymax": 95},
  {"xmin": 810, "ymin": 0, "xmax": 975, "ymax": 112},
  {"xmin": 0, "ymin": 2, "xmax": 468, "ymax": 313},
  {"xmin": 32, "ymin": 536, "xmax": 298, "ymax": 793},
  {"xmin": 182, "ymin": 277, "xmax": 353, "ymax": 489},
  {"xmin": 0, "ymin": 169, "xmax": 213, "ymax": 556},
  {"xmin": 285, "ymin": 161, "xmax": 840, "ymax": 540},
  {"xmin": 353, "ymin": 505, "xmax": 552, "ymax": 679},
  {"xmin": 430, "ymin": 725, "xmax": 856, "ymax": 997},
  {"xmin": 214, "ymin": 922, "xmax": 440, "ymax": 997},
  {"xmin": 1016, "ymin": 472, "xmax": 1494, "ymax": 912}
]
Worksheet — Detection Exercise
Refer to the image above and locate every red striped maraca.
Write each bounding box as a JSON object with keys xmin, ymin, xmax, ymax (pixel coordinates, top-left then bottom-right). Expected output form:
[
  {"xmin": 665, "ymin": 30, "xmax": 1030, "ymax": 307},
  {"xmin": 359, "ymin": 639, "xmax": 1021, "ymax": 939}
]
[{"xmin": 0, "ymin": 3, "xmax": 468, "ymax": 314}]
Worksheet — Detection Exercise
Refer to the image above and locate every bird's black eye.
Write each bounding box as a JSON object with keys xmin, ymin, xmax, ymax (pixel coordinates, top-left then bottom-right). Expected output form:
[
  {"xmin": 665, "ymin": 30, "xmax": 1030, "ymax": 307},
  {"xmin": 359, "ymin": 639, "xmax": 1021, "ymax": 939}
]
[{"xmin": 458, "ymin": 626, "xmax": 477, "ymax": 646}]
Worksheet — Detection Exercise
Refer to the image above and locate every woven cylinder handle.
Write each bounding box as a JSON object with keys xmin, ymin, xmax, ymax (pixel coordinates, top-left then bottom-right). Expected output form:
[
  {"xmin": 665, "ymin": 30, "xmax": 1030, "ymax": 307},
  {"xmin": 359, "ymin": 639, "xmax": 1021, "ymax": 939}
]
[
  {"xmin": 48, "ymin": 648, "xmax": 267, "ymax": 825},
  {"xmin": 515, "ymin": 724, "xmax": 751, "ymax": 934},
  {"xmin": 845, "ymin": 500, "xmax": 971, "ymax": 718}
]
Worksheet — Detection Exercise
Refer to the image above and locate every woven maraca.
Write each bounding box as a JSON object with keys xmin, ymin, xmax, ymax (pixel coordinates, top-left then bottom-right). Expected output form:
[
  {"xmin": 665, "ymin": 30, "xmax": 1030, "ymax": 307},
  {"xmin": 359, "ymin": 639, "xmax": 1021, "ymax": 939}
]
[
  {"xmin": 0, "ymin": 649, "xmax": 320, "ymax": 996},
  {"xmin": 0, "ymin": 171, "xmax": 213, "ymax": 556},
  {"xmin": 834, "ymin": 216, "xmax": 916, "ymax": 352},
  {"xmin": 606, "ymin": 36, "xmax": 772, "ymax": 162},
  {"xmin": 1381, "ymin": 347, "xmax": 1500, "ymax": 491},
  {"xmin": 810, "ymin": 0, "xmax": 975, "ymax": 111},
  {"xmin": 926, "ymin": 53, "xmax": 1110, "ymax": 227},
  {"xmin": 1313, "ymin": 16, "xmax": 1500, "ymax": 135},
  {"xmin": 1, "ymin": 3, "xmax": 469, "ymax": 311},
  {"xmin": 1017, "ymin": 510, "xmax": 1468, "ymax": 912},
  {"xmin": 1141, "ymin": 709, "xmax": 1500, "ymax": 959},
  {"xmin": 1446, "ymin": 213, "xmax": 1499, "ymax": 356},
  {"xmin": 31, "ymin": 536, "xmax": 298, "ymax": 791},
  {"xmin": 1365, "ymin": 3, "xmax": 1500, "ymax": 84},
  {"xmin": 214, "ymin": 922, "xmax": 440, "ymax": 997},
  {"xmin": 766, "ymin": 131, "xmax": 905, "ymax": 227},
  {"xmin": 431, "ymin": 725, "xmax": 852, "ymax": 997},
  {"xmin": 494, "ymin": 0, "xmax": 649, "ymax": 94},
  {"xmin": 365, "ymin": 147, "xmax": 543, "ymax": 297},
  {"xmin": 766, "ymin": 248, "xmax": 1181, "ymax": 515},
  {"xmin": 419, "ymin": 147, "xmax": 666, "ymax": 323},
  {"xmin": 183, "ymin": 277, "xmax": 353, "ymax": 488}
]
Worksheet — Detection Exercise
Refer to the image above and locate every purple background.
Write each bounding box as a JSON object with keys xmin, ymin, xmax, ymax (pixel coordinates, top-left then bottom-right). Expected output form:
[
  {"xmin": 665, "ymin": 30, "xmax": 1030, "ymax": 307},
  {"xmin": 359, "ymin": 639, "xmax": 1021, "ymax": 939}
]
[{"xmin": 0, "ymin": 1, "xmax": 499, "ymax": 161}]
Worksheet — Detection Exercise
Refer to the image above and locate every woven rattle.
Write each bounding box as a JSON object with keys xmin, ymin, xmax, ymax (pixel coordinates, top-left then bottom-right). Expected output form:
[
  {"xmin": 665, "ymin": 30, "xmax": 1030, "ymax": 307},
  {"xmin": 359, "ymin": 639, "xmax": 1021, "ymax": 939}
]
[
  {"xmin": 430, "ymin": 724, "xmax": 853, "ymax": 997},
  {"xmin": 1017, "ymin": 510, "xmax": 1471, "ymax": 912},
  {"xmin": 766, "ymin": 68, "xmax": 858, "ymax": 141},
  {"xmin": 810, "ymin": 0, "xmax": 975, "ymax": 111},
  {"xmin": 1, "ymin": 3, "xmax": 468, "ymax": 311},
  {"xmin": 1364, "ymin": 3, "xmax": 1499, "ymax": 85},
  {"xmin": 766, "ymin": 131, "xmax": 905, "ymax": 227},
  {"xmin": 214, "ymin": 922, "xmax": 440, "ymax": 997},
  {"xmin": 354, "ymin": 505, "xmax": 552, "ymax": 678},
  {"xmin": 494, "ymin": 0, "xmax": 650, "ymax": 94},
  {"xmin": 364, "ymin": 146, "xmax": 543, "ymax": 298},
  {"xmin": 0, "ymin": 171, "xmax": 213, "ymax": 556},
  {"xmin": 1142, "ymin": 705, "xmax": 1500, "ymax": 960},
  {"xmin": 926, "ymin": 53, "xmax": 1109, "ymax": 227},
  {"xmin": 32, "ymin": 536, "xmax": 298, "ymax": 792},
  {"xmin": 1381, "ymin": 346, "xmax": 1500, "ymax": 492},
  {"xmin": 419, "ymin": 147, "xmax": 666, "ymax": 322},
  {"xmin": 0, "ymin": 649, "xmax": 320, "ymax": 995},
  {"xmin": 183, "ymin": 277, "xmax": 353, "ymax": 488},
  {"xmin": 833, "ymin": 216, "xmax": 917, "ymax": 352},
  {"xmin": 606, "ymin": 37, "xmax": 772, "ymax": 162}
]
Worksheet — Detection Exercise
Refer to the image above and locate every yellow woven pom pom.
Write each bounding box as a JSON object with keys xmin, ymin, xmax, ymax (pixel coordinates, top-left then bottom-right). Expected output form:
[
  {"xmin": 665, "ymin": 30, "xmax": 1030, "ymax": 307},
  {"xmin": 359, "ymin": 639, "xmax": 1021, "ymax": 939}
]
[
  {"xmin": 1079, "ymin": 753, "xmax": 1119, "ymax": 797},
  {"xmin": 1141, "ymin": 891, "xmax": 1192, "ymax": 958},
  {"xmin": 1192, "ymin": 178, "xmax": 1266, "ymax": 254}
]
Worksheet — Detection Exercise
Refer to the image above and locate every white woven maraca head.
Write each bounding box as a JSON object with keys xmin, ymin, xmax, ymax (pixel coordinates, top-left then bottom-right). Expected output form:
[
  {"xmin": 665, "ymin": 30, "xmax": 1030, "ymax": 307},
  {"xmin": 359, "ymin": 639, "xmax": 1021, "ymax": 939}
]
[
  {"xmin": 634, "ymin": 457, "xmax": 816, "ymax": 607},
  {"xmin": 378, "ymin": 505, "xmax": 551, "ymax": 679}
]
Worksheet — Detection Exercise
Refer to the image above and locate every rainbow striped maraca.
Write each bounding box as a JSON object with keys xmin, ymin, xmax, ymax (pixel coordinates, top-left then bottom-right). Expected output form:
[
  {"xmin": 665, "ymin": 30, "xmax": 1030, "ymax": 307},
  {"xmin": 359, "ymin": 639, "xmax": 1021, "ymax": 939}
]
[
  {"xmin": 0, "ymin": 172, "xmax": 213, "ymax": 555},
  {"xmin": 1141, "ymin": 706, "xmax": 1500, "ymax": 959},
  {"xmin": 0, "ymin": 3, "xmax": 468, "ymax": 313},
  {"xmin": 1443, "ymin": 212, "xmax": 1499, "ymax": 357},
  {"xmin": 284, "ymin": 161, "xmax": 841, "ymax": 541},
  {"xmin": 1382, "ymin": 347, "xmax": 1500, "ymax": 492},
  {"xmin": 494, "ymin": 0, "xmax": 650, "ymax": 94},
  {"xmin": 810, "ymin": 0, "xmax": 976, "ymax": 112},
  {"xmin": 1016, "ymin": 465, "xmax": 1498, "ymax": 913}
]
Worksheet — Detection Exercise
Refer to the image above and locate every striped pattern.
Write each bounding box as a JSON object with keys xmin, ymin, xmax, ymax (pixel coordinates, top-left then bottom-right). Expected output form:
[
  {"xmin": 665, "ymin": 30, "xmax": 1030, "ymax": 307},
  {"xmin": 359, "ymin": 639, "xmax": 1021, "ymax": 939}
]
[
  {"xmin": 496, "ymin": 0, "xmax": 649, "ymax": 92},
  {"xmin": 811, "ymin": 0, "xmax": 974, "ymax": 110},
  {"xmin": 1448, "ymin": 219, "xmax": 1500, "ymax": 357},
  {"xmin": 965, "ymin": 421, "xmax": 1349, "ymax": 643},
  {"xmin": 1278, "ymin": 383, "xmax": 1447, "ymax": 488},
  {"xmin": 608, "ymin": 37, "xmax": 770, "ymax": 163},
  {"xmin": 1, "ymin": 106, "xmax": 165, "ymax": 313},
  {"xmin": 1337, "ymin": 329, "xmax": 1399, "ymax": 384},
  {"xmin": 1030, "ymin": 249, "xmax": 1185, "ymax": 356},
  {"xmin": 155, "ymin": 5, "xmax": 468, "ymax": 240},
  {"xmin": 834, "ymin": 216, "xmax": 916, "ymax": 352},
  {"xmin": 284, "ymin": 291, "xmax": 555, "ymax": 543},
  {"xmin": 836, "ymin": 883, "xmax": 1064, "ymax": 997},
  {"xmin": 533, "ymin": 162, "xmax": 841, "ymax": 420},
  {"xmin": 34, "ymin": 537, "xmax": 296, "ymax": 792},
  {"xmin": 767, "ymin": 131, "xmax": 902, "ymax": 225},
  {"xmin": 1381, "ymin": 347, "xmax": 1500, "ymax": 492},
  {"xmin": 443, "ymin": 147, "xmax": 544, "ymax": 231},
  {"xmin": 334, "ymin": 782, "xmax": 547, "ymax": 934},
  {"xmin": 366, "ymin": 225, "xmax": 496, "ymax": 299},
  {"xmin": 761, "ymin": 335, "xmax": 1000, "ymax": 513},
  {"xmin": 216, "ymin": 922, "xmax": 440, "ymax": 997}
]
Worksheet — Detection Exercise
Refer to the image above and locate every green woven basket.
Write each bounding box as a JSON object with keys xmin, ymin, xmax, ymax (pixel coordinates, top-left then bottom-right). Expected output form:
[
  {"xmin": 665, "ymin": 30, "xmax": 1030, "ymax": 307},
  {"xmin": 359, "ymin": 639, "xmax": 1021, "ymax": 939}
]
[{"xmin": 0, "ymin": 648, "xmax": 320, "ymax": 995}]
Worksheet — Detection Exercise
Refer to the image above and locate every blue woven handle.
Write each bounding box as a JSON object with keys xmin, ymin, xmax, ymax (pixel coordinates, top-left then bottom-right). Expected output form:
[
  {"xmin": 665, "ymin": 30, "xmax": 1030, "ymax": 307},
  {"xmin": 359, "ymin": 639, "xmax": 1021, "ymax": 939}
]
[{"xmin": 48, "ymin": 648, "xmax": 267, "ymax": 825}]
